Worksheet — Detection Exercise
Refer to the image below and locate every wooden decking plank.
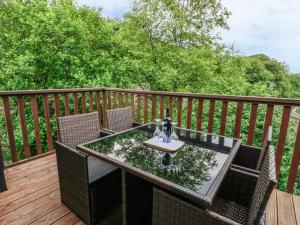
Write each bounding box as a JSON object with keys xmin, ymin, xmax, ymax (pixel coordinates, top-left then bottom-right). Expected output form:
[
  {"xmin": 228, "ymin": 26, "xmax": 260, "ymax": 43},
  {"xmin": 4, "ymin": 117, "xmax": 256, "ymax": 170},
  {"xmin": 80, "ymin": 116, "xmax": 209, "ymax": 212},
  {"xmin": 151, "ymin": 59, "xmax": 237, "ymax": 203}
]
[
  {"xmin": 29, "ymin": 205, "xmax": 70, "ymax": 225},
  {"xmin": 0, "ymin": 183, "xmax": 59, "ymax": 217},
  {"xmin": 277, "ymin": 190, "xmax": 297, "ymax": 225},
  {"xmin": 0, "ymin": 190, "xmax": 60, "ymax": 224},
  {"xmin": 52, "ymin": 212, "xmax": 80, "ymax": 225},
  {"xmin": 0, "ymin": 176, "xmax": 58, "ymax": 207},
  {"xmin": 266, "ymin": 189, "xmax": 277, "ymax": 225},
  {"xmin": 4, "ymin": 154, "xmax": 56, "ymax": 175},
  {"xmin": 1, "ymin": 168, "xmax": 57, "ymax": 199},
  {"xmin": 293, "ymin": 194, "xmax": 300, "ymax": 225},
  {"xmin": 73, "ymin": 221, "xmax": 86, "ymax": 225}
]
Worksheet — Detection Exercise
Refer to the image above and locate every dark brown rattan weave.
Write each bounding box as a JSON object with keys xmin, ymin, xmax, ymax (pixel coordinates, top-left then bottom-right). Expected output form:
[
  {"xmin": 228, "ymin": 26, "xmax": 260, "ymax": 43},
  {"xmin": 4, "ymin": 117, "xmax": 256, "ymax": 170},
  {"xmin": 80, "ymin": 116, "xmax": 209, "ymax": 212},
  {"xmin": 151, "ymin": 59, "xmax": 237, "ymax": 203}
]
[
  {"xmin": 232, "ymin": 126, "xmax": 272, "ymax": 172},
  {"xmin": 106, "ymin": 107, "xmax": 133, "ymax": 132},
  {"xmin": 0, "ymin": 145, "xmax": 7, "ymax": 193},
  {"xmin": 152, "ymin": 144, "xmax": 276, "ymax": 225}
]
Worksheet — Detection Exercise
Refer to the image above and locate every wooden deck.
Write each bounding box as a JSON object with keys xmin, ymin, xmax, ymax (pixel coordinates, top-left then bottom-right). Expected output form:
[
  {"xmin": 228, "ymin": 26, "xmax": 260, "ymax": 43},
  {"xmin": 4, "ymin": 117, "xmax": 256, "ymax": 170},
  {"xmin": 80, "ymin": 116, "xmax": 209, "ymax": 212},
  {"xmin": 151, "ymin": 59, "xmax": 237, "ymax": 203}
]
[{"xmin": 0, "ymin": 153, "xmax": 299, "ymax": 225}]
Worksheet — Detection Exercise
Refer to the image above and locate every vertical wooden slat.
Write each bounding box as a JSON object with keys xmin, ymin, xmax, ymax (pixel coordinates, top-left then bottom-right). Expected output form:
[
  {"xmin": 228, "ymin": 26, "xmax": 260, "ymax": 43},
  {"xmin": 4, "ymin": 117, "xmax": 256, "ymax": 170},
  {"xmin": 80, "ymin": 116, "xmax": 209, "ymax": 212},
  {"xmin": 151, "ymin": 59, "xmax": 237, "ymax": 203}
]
[
  {"xmin": 17, "ymin": 97, "xmax": 30, "ymax": 158},
  {"xmin": 196, "ymin": 99, "xmax": 204, "ymax": 131},
  {"xmin": 119, "ymin": 93, "xmax": 123, "ymax": 108},
  {"xmin": 186, "ymin": 98, "xmax": 193, "ymax": 129},
  {"xmin": 53, "ymin": 94, "xmax": 60, "ymax": 118},
  {"xmin": 73, "ymin": 93, "xmax": 79, "ymax": 115},
  {"xmin": 160, "ymin": 95, "xmax": 165, "ymax": 120},
  {"xmin": 234, "ymin": 101, "xmax": 244, "ymax": 138},
  {"xmin": 276, "ymin": 106, "xmax": 291, "ymax": 178},
  {"xmin": 131, "ymin": 94, "xmax": 135, "ymax": 120},
  {"xmin": 207, "ymin": 100, "xmax": 215, "ymax": 133},
  {"xmin": 125, "ymin": 93, "xmax": 129, "ymax": 107},
  {"xmin": 152, "ymin": 95, "xmax": 157, "ymax": 121},
  {"xmin": 262, "ymin": 104, "xmax": 274, "ymax": 143},
  {"xmin": 177, "ymin": 97, "xmax": 183, "ymax": 127},
  {"xmin": 169, "ymin": 97, "xmax": 174, "ymax": 118},
  {"xmin": 96, "ymin": 92, "xmax": 101, "ymax": 128},
  {"xmin": 42, "ymin": 95, "xmax": 53, "ymax": 151},
  {"xmin": 89, "ymin": 92, "xmax": 94, "ymax": 112},
  {"xmin": 286, "ymin": 120, "xmax": 300, "ymax": 193},
  {"xmin": 81, "ymin": 92, "xmax": 86, "ymax": 113},
  {"xmin": 64, "ymin": 94, "xmax": 70, "ymax": 116},
  {"xmin": 247, "ymin": 103, "xmax": 258, "ymax": 145},
  {"xmin": 2, "ymin": 97, "xmax": 18, "ymax": 162},
  {"xmin": 219, "ymin": 101, "xmax": 228, "ymax": 135},
  {"xmin": 108, "ymin": 92, "xmax": 111, "ymax": 110},
  {"xmin": 144, "ymin": 95, "xmax": 148, "ymax": 123},
  {"xmin": 103, "ymin": 91, "xmax": 107, "ymax": 128},
  {"xmin": 113, "ymin": 92, "xmax": 117, "ymax": 109},
  {"xmin": 30, "ymin": 96, "xmax": 42, "ymax": 155},
  {"xmin": 137, "ymin": 95, "xmax": 141, "ymax": 123}
]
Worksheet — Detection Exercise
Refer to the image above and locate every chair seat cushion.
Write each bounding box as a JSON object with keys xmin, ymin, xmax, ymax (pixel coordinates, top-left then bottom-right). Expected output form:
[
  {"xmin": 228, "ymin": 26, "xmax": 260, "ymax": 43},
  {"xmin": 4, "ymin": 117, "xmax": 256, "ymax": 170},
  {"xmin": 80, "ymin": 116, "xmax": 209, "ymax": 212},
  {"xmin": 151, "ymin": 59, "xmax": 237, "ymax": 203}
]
[
  {"xmin": 211, "ymin": 197, "xmax": 249, "ymax": 225},
  {"xmin": 88, "ymin": 156, "xmax": 118, "ymax": 184}
]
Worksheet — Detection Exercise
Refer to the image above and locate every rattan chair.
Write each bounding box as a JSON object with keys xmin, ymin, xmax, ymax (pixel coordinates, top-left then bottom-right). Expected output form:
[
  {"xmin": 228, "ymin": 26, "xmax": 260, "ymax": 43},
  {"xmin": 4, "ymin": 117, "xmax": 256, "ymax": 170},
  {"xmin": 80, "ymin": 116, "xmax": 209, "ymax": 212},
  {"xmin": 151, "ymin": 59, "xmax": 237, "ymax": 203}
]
[
  {"xmin": 0, "ymin": 146, "xmax": 7, "ymax": 193},
  {"xmin": 232, "ymin": 126, "xmax": 272, "ymax": 173},
  {"xmin": 56, "ymin": 112, "xmax": 121, "ymax": 225},
  {"xmin": 152, "ymin": 144, "xmax": 276, "ymax": 225},
  {"xmin": 106, "ymin": 107, "xmax": 133, "ymax": 132}
]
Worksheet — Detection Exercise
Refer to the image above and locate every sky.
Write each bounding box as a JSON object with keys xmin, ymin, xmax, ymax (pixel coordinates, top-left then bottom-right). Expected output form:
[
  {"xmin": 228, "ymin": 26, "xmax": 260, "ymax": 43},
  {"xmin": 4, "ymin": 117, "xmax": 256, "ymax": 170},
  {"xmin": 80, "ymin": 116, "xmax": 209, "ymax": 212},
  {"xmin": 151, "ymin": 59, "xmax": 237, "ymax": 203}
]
[{"xmin": 76, "ymin": 0, "xmax": 300, "ymax": 73}]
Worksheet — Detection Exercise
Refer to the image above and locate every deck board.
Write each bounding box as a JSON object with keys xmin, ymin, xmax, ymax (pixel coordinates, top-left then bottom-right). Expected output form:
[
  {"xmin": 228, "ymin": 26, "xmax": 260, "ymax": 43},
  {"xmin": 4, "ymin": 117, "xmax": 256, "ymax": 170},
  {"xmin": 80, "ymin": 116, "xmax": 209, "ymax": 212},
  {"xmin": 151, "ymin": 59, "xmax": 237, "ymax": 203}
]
[{"xmin": 0, "ymin": 153, "xmax": 299, "ymax": 225}]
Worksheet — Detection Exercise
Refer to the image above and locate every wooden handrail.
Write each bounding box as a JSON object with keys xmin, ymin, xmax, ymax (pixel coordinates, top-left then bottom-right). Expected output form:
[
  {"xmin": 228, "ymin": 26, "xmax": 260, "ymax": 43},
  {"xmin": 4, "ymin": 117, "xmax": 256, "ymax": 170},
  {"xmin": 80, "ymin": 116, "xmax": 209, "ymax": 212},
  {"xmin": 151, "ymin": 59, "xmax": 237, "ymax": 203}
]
[{"xmin": 1, "ymin": 87, "xmax": 300, "ymax": 194}]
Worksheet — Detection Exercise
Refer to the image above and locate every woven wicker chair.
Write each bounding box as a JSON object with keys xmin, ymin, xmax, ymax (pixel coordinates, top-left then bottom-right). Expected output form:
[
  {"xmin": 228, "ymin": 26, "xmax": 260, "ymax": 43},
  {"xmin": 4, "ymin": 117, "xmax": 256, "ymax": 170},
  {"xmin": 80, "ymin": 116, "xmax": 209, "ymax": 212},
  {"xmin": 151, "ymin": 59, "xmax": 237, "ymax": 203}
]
[
  {"xmin": 56, "ymin": 112, "xmax": 121, "ymax": 225},
  {"xmin": 152, "ymin": 144, "xmax": 276, "ymax": 225},
  {"xmin": 106, "ymin": 107, "xmax": 133, "ymax": 132},
  {"xmin": 0, "ymin": 145, "xmax": 7, "ymax": 193},
  {"xmin": 232, "ymin": 126, "xmax": 272, "ymax": 173}
]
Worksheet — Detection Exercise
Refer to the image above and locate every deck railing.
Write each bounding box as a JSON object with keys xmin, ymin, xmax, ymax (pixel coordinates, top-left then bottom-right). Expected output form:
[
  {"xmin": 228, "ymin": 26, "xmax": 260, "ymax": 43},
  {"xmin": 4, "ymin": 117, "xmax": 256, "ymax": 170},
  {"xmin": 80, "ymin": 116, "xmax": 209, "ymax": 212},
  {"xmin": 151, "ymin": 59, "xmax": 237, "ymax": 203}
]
[{"xmin": 0, "ymin": 88, "xmax": 299, "ymax": 193}]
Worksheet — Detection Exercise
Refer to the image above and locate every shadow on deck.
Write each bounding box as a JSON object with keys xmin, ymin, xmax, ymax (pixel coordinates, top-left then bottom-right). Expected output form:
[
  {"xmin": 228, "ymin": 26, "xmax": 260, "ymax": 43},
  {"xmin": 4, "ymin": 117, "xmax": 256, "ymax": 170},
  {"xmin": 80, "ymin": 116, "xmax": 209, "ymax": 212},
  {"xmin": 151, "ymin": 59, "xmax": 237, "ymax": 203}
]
[{"xmin": 0, "ymin": 153, "xmax": 299, "ymax": 225}]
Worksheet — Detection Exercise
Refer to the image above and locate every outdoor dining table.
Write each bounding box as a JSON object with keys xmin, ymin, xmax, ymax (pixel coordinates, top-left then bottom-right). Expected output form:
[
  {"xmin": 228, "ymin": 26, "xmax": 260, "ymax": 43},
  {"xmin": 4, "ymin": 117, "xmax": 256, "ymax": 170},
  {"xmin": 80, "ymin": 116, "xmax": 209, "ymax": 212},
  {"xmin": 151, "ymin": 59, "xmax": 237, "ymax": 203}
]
[{"xmin": 77, "ymin": 123, "xmax": 242, "ymax": 225}]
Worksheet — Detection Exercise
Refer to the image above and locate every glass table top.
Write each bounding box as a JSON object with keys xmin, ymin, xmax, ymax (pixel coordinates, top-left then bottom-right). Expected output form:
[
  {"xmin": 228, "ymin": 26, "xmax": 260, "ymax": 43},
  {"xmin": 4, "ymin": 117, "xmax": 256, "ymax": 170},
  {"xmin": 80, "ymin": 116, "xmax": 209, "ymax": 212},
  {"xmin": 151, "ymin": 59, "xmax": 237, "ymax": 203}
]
[{"xmin": 84, "ymin": 124, "xmax": 239, "ymax": 197}]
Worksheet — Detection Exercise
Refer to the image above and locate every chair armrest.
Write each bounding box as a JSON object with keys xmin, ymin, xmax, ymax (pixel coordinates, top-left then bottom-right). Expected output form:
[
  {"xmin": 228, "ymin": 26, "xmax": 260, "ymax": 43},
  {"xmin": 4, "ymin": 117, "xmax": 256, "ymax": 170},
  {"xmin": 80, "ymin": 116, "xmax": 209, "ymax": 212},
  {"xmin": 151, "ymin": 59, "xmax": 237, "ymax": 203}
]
[
  {"xmin": 232, "ymin": 144, "xmax": 261, "ymax": 170},
  {"xmin": 217, "ymin": 167, "xmax": 258, "ymax": 208}
]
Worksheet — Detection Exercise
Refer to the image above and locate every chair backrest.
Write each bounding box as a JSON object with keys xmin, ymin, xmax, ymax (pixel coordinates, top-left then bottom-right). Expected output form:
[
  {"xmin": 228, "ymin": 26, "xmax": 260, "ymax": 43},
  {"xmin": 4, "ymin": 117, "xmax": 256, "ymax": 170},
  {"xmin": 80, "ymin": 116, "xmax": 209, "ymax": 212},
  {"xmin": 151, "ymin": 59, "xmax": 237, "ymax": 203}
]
[
  {"xmin": 246, "ymin": 144, "xmax": 277, "ymax": 225},
  {"xmin": 55, "ymin": 141, "xmax": 91, "ymax": 224},
  {"xmin": 0, "ymin": 145, "xmax": 7, "ymax": 192},
  {"xmin": 106, "ymin": 107, "xmax": 133, "ymax": 132},
  {"xmin": 57, "ymin": 112, "xmax": 100, "ymax": 148},
  {"xmin": 256, "ymin": 126, "xmax": 272, "ymax": 171}
]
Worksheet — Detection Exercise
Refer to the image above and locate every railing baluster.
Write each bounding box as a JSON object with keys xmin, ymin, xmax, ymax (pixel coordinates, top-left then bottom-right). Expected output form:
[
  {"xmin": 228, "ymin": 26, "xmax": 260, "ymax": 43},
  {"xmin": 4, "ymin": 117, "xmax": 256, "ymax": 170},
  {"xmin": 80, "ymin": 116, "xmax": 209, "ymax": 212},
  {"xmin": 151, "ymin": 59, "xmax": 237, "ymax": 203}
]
[
  {"xmin": 169, "ymin": 97, "xmax": 174, "ymax": 118},
  {"xmin": 177, "ymin": 97, "xmax": 183, "ymax": 127},
  {"xmin": 96, "ymin": 92, "xmax": 101, "ymax": 128},
  {"xmin": 234, "ymin": 101, "xmax": 244, "ymax": 138},
  {"xmin": 108, "ymin": 92, "xmax": 112, "ymax": 110},
  {"xmin": 16, "ymin": 96, "xmax": 31, "ymax": 158},
  {"xmin": 144, "ymin": 95, "xmax": 148, "ymax": 123},
  {"xmin": 73, "ymin": 93, "xmax": 79, "ymax": 115},
  {"xmin": 186, "ymin": 98, "xmax": 193, "ymax": 129},
  {"xmin": 64, "ymin": 94, "xmax": 70, "ymax": 116},
  {"xmin": 103, "ymin": 91, "xmax": 107, "ymax": 128},
  {"xmin": 89, "ymin": 92, "xmax": 94, "ymax": 112},
  {"xmin": 2, "ymin": 96, "xmax": 18, "ymax": 162},
  {"xmin": 113, "ymin": 92, "xmax": 117, "ymax": 109},
  {"xmin": 196, "ymin": 99, "xmax": 203, "ymax": 131},
  {"xmin": 81, "ymin": 92, "xmax": 87, "ymax": 113},
  {"xmin": 42, "ymin": 95, "xmax": 53, "ymax": 151},
  {"xmin": 152, "ymin": 95, "xmax": 157, "ymax": 121},
  {"xmin": 286, "ymin": 120, "xmax": 300, "ymax": 193},
  {"xmin": 54, "ymin": 94, "xmax": 60, "ymax": 118},
  {"xmin": 119, "ymin": 93, "xmax": 123, "ymax": 108},
  {"xmin": 247, "ymin": 103, "xmax": 258, "ymax": 145},
  {"xmin": 262, "ymin": 104, "xmax": 274, "ymax": 144},
  {"xmin": 208, "ymin": 100, "xmax": 215, "ymax": 133},
  {"xmin": 125, "ymin": 93, "xmax": 129, "ymax": 107},
  {"xmin": 219, "ymin": 101, "xmax": 228, "ymax": 135},
  {"xmin": 160, "ymin": 95, "xmax": 165, "ymax": 120},
  {"xmin": 276, "ymin": 106, "xmax": 291, "ymax": 178},
  {"xmin": 30, "ymin": 95, "xmax": 42, "ymax": 154},
  {"xmin": 137, "ymin": 95, "xmax": 141, "ymax": 123},
  {"xmin": 131, "ymin": 94, "xmax": 135, "ymax": 120}
]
